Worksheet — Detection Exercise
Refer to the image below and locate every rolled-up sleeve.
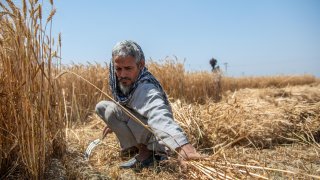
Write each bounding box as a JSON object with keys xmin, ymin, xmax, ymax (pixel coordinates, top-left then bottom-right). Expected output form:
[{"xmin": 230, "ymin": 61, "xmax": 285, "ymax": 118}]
[{"xmin": 129, "ymin": 83, "xmax": 189, "ymax": 150}]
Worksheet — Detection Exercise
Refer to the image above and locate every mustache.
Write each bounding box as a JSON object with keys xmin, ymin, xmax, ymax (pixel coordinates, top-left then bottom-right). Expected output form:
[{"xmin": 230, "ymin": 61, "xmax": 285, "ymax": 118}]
[{"xmin": 118, "ymin": 77, "xmax": 131, "ymax": 81}]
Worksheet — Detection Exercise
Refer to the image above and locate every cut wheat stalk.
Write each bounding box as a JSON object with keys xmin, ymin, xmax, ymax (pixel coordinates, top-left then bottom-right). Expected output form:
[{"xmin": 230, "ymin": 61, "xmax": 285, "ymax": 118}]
[{"xmin": 214, "ymin": 162, "xmax": 320, "ymax": 179}]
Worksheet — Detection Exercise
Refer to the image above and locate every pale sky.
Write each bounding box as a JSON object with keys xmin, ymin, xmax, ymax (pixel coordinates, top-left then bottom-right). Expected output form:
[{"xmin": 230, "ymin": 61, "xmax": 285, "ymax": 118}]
[{"xmin": 49, "ymin": 0, "xmax": 320, "ymax": 77}]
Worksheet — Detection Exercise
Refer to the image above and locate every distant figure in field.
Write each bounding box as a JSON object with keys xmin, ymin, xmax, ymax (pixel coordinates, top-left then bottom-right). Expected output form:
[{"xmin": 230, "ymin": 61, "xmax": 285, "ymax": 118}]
[
  {"xmin": 95, "ymin": 40, "xmax": 201, "ymax": 169},
  {"xmin": 209, "ymin": 57, "xmax": 220, "ymax": 73},
  {"xmin": 209, "ymin": 57, "xmax": 222, "ymax": 101}
]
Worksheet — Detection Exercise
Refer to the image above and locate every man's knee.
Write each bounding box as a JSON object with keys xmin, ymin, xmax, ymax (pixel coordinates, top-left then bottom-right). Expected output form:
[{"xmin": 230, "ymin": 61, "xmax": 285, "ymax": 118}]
[
  {"xmin": 95, "ymin": 100, "xmax": 107, "ymax": 118},
  {"xmin": 95, "ymin": 101, "xmax": 118, "ymax": 121}
]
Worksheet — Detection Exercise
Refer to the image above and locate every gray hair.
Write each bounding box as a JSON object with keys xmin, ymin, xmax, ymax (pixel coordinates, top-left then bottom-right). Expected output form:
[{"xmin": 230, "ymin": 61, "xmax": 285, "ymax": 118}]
[{"xmin": 112, "ymin": 40, "xmax": 145, "ymax": 63}]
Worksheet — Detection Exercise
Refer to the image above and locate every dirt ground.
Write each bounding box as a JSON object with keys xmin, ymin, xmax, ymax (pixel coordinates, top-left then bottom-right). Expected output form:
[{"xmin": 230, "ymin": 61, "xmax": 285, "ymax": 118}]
[{"xmin": 52, "ymin": 84, "xmax": 320, "ymax": 179}]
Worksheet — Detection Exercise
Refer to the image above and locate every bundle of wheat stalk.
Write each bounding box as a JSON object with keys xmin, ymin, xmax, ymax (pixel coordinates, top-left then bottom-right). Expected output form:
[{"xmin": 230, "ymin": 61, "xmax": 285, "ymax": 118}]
[
  {"xmin": 171, "ymin": 84, "xmax": 320, "ymax": 179},
  {"xmin": 0, "ymin": 0, "xmax": 65, "ymax": 179}
]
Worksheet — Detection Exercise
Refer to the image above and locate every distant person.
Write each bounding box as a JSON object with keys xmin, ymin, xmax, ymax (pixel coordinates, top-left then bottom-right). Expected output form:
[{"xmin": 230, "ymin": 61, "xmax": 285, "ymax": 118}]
[
  {"xmin": 209, "ymin": 58, "xmax": 218, "ymax": 72},
  {"xmin": 95, "ymin": 40, "xmax": 201, "ymax": 169},
  {"xmin": 210, "ymin": 57, "xmax": 221, "ymax": 74},
  {"xmin": 209, "ymin": 58, "xmax": 222, "ymax": 101}
]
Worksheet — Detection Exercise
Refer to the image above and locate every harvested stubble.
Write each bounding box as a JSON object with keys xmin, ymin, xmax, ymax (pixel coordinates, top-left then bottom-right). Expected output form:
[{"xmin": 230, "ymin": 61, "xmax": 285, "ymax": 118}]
[
  {"xmin": 0, "ymin": 0, "xmax": 65, "ymax": 179},
  {"xmin": 64, "ymin": 84, "xmax": 320, "ymax": 179}
]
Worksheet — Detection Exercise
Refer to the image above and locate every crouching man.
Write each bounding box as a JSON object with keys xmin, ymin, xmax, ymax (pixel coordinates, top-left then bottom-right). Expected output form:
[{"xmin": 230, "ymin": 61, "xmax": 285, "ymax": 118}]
[{"xmin": 95, "ymin": 40, "xmax": 201, "ymax": 169}]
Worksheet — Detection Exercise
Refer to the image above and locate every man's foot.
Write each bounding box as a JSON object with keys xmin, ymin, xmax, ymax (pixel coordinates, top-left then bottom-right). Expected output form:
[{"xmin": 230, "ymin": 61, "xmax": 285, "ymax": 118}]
[
  {"xmin": 119, "ymin": 146, "xmax": 139, "ymax": 158},
  {"xmin": 119, "ymin": 153, "xmax": 166, "ymax": 169},
  {"xmin": 119, "ymin": 144, "xmax": 168, "ymax": 169}
]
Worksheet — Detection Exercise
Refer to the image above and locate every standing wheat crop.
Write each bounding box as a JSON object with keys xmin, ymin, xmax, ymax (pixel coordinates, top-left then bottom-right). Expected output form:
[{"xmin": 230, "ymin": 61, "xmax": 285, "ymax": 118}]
[{"xmin": 0, "ymin": 0, "xmax": 64, "ymax": 179}]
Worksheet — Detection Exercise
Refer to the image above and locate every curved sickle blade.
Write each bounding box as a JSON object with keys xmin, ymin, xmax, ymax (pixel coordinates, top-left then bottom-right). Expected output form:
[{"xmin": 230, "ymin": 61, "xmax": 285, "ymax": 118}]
[{"xmin": 84, "ymin": 139, "xmax": 101, "ymax": 160}]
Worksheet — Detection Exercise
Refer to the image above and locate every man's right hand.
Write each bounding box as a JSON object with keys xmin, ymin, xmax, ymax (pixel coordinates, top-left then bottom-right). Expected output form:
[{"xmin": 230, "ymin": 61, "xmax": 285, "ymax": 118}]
[{"xmin": 102, "ymin": 125, "xmax": 113, "ymax": 139}]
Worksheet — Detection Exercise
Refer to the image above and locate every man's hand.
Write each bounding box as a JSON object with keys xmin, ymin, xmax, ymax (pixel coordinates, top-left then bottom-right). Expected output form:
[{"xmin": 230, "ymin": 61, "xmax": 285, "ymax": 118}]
[
  {"xmin": 178, "ymin": 143, "xmax": 201, "ymax": 160},
  {"xmin": 177, "ymin": 143, "xmax": 202, "ymax": 168},
  {"xmin": 102, "ymin": 125, "xmax": 113, "ymax": 139}
]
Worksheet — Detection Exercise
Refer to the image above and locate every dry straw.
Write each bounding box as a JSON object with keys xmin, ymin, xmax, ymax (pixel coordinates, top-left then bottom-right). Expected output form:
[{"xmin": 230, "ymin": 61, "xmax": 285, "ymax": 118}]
[
  {"xmin": 56, "ymin": 59, "xmax": 319, "ymax": 179},
  {"xmin": 57, "ymin": 70, "xmax": 320, "ymax": 179},
  {"xmin": 63, "ymin": 83, "xmax": 319, "ymax": 179}
]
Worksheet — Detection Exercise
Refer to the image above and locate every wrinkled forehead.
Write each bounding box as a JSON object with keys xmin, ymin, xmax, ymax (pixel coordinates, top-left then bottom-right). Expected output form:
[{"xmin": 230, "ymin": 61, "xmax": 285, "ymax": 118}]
[{"xmin": 113, "ymin": 55, "xmax": 136, "ymax": 65}]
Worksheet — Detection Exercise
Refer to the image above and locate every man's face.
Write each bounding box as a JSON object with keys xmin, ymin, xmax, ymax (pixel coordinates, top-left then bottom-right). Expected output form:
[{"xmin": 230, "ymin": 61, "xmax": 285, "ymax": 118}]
[{"xmin": 114, "ymin": 55, "xmax": 143, "ymax": 92}]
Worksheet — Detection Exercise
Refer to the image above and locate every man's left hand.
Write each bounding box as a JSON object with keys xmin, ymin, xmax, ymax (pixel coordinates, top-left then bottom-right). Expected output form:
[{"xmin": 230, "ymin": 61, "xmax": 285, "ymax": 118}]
[{"xmin": 177, "ymin": 143, "xmax": 203, "ymax": 168}]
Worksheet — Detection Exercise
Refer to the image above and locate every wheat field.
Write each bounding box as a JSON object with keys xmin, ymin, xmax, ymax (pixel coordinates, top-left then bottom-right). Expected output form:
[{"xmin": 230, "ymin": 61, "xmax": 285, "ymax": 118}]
[{"xmin": 1, "ymin": 0, "xmax": 319, "ymax": 179}]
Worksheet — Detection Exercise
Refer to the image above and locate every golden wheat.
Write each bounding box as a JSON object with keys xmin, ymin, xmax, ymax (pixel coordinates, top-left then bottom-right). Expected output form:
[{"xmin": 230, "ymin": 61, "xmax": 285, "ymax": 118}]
[{"xmin": 0, "ymin": 0, "xmax": 64, "ymax": 179}]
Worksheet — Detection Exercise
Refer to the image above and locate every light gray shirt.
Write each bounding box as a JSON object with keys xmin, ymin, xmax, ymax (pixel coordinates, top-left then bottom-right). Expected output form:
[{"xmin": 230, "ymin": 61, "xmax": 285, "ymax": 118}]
[{"xmin": 127, "ymin": 82, "xmax": 189, "ymax": 150}]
